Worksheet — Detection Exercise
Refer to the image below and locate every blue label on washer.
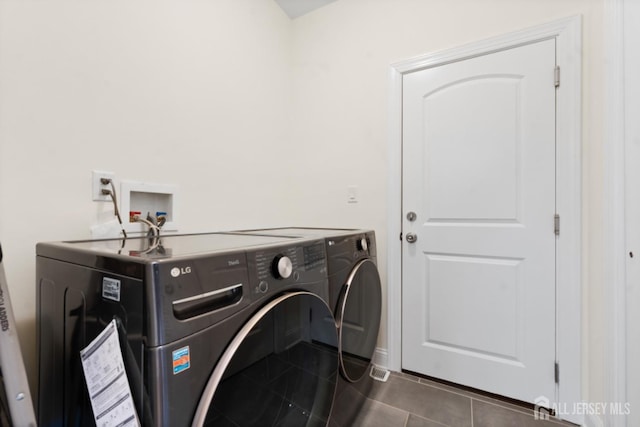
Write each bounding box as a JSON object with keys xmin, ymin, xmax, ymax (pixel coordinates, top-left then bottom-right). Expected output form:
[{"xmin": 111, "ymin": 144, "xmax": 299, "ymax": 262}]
[{"xmin": 172, "ymin": 346, "xmax": 190, "ymax": 374}]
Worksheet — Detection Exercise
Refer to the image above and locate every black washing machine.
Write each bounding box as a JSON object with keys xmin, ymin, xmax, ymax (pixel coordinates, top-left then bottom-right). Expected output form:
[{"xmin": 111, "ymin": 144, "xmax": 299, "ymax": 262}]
[
  {"xmin": 236, "ymin": 228, "xmax": 382, "ymax": 383},
  {"xmin": 36, "ymin": 232, "xmax": 339, "ymax": 427}
]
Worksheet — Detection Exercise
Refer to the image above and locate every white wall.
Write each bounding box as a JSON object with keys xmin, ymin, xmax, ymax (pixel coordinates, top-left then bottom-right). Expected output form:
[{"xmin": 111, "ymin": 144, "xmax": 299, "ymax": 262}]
[
  {"xmin": 289, "ymin": 0, "xmax": 607, "ymax": 413},
  {"xmin": 0, "ymin": 0, "xmax": 294, "ymax": 392},
  {"xmin": 0, "ymin": 0, "xmax": 613, "ymax": 419}
]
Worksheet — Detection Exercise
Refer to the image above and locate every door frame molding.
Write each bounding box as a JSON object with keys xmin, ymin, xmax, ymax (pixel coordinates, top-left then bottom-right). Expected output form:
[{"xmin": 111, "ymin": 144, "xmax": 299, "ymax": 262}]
[
  {"xmin": 603, "ymin": 0, "xmax": 640, "ymax": 426},
  {"xmin": 386, "ymin": 16, "xmax": 582, "ymax": 424},
  {"xmin": 603, "ymin": 2, "xmax": 626, "ymax": 427}
]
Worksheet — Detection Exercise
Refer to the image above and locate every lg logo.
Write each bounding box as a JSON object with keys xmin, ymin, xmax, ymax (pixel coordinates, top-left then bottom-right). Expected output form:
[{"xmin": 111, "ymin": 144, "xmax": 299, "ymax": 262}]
[{"xmin": 171, "ymin": 266, "xmax": 192, "ymax": 277}]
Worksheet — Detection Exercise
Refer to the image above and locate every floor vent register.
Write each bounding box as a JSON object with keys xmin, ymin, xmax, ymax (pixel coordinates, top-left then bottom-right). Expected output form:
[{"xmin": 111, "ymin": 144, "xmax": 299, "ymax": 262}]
[{"xmin": 369, "ymin": 365, "xmax": 390, "ymax": 382}]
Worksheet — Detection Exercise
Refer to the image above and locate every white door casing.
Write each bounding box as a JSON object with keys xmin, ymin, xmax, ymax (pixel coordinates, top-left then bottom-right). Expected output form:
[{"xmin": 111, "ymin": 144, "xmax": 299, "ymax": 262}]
[
  {"xmin": 622, "ymin": 1, "xmax": 640, "ymax": 426},
  {"xmin": 386, "ymin": 16, "xmax": 582, "ymax": 424},
  {"xmin": 402, "ymin": 39, "xmax": 556, "ymax": 403}
]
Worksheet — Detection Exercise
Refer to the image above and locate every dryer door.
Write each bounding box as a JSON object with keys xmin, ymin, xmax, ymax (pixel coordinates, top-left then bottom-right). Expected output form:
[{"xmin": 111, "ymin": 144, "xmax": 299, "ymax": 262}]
[
  {"xmin": 192, "ymin": 292, "xmax": 338, "ymax": 427},
  {"xmin": 337, "ymin": 258, "xmax": 382, "ymax": 382}
]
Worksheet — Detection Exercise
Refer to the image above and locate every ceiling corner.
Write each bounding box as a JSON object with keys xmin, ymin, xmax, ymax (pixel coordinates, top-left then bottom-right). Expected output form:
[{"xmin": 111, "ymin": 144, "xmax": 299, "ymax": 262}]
[{"xmin": 274, "ymin": 0, "xmax": 339, "ymax": 19}]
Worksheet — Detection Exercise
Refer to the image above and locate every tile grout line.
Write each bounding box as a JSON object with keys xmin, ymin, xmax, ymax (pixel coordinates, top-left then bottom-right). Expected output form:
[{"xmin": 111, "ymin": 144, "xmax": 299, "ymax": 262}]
[
  {"xmin": 470, "ymin": 397, "xmax": 576, "ymax": 427},
  {"xmin": 364, "ymin": 395, "xmax": 450, "ymax": 427},
  {"xmin": 391, "ymin": 373, "xmax": 575, "ymax": 427},
  {"xmin": 411, "ymin": 376, "xmax": 491, "ymax": 401},
  {"xmin": 411, "ymin": 375, "xmax": 541, "ymax": 418},
  {"xmin": 470, "ymin": 398, "xmax": 474, "ymax": 427},
  {"xmin": 375, "ymin": 375, "xmax": 475, "ymax": 426},
  {"xmin": 396, "ymin": 375, "xmax": 491, "ymax": 412},
  {"xmin": 414, "ymin": 376, "xmax": 514, "ymax": 405},
  {"xmin": 403, "ymin": 412, "xmax": 451, "ymax": 427},
  {"xmin": 366, "ymin": 377, "xmax": 464, "ymax": 426},
  {"xmin": 470, "ymin": 398, "xmax": 532, "ymax": 417}
]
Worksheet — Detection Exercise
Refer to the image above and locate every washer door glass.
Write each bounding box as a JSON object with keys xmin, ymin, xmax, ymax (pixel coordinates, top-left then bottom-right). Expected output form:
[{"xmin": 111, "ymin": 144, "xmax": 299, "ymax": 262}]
[
  {"xmin": 338, "ymin": 258, "xmax": 382, "ymax": 382},
  {"xmin": 192, "ymin": 292, "xmax": 338, "ymax": 427}
]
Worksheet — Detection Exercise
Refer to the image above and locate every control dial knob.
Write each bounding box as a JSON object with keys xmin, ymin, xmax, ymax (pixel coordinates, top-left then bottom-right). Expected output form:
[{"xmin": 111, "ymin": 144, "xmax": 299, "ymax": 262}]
[
  {"xmin": 357, "ymin": 237, "xmax": 369, "ymax": 252},
  {"xmin": 272, "ymin": 255, "xmax": 293, "ymax": 279}
]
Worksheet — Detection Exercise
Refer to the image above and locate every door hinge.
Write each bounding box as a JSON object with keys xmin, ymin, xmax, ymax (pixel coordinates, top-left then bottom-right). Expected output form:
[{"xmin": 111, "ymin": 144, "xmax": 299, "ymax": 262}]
[
  {"xmin": 554, "ymin": 66, "xmax": 560, "ymax": 88},
  {"xmin": 555, "ymin": 362, "xmax": 560, "ymax": 383},
  {"xmin": 554, "ymin": 214, "xmax": 560, "ymax": 236}
]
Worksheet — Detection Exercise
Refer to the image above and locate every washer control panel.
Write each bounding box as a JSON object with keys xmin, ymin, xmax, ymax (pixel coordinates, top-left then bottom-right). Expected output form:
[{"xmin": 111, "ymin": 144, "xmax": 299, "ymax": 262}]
[
  {"xmin": 255, "ymin": 246, "xmax": 298, "ymax": 282},
  {"xmin": 248, "ymin": 240, "xmax": 328, "ymax": 297},
  {"xmin": 356, "ymin": 237, "xmax": 369, "ymax": 252},
  {"xmin": 323, "ymin": 231, "xmax": 377, "ymax": 279},
  {"xmin": 271, "ymin": 254, "xmax": 294, "ymax": 279}
]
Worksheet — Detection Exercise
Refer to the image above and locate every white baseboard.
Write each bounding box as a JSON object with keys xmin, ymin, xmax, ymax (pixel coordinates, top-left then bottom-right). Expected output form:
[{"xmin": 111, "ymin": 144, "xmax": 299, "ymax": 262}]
[
  {"xmin": 372, "ymin": 347, "xmax": 389, "ymax": 369},
  {"xmin": 584, "ymin": 414, "xmax": 604, "ymax": 427}
]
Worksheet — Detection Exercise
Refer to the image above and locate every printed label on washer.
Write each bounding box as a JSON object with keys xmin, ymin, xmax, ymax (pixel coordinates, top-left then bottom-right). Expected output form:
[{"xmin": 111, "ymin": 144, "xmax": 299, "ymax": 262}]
[
  {"xmin": 173, "ymin": 346, "xmax": 190, "ymax": 374},
  {"xmin": 102, "ymin": 277, "xmax": 121, "ymax": 302},
  {"xmin": 80, "ymin": 319, "xmax": 140, "ymax": 427}
]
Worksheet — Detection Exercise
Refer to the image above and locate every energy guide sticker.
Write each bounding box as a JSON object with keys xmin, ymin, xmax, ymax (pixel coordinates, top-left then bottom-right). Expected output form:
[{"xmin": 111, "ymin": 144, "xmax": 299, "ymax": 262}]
[{"xmin": 173, "ymin": 346, "xmax": 190, "ymax": 374}]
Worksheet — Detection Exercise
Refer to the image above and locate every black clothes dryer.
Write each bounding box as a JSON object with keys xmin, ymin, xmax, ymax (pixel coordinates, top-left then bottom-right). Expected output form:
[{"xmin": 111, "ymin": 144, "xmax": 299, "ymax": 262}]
[
  {"xmin": 236, "ymin": 228, "xmax": 383, "ymax": 383},
  {"xmin": 36, "ymin": 232, "xmax": 339, "ymax": 427}
]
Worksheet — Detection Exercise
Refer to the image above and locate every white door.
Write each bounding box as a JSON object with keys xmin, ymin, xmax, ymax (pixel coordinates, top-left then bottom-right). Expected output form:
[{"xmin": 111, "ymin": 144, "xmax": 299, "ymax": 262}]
[{"xmin": 402, "ymin": 39, "xmax": 557, "ymax": 404}]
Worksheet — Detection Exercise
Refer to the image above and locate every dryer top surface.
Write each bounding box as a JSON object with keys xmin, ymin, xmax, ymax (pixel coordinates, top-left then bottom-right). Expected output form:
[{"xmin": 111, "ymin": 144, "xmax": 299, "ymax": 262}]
[{"xmin": 237, "ymin": 227, "xmax": 371, "ymax": 238}]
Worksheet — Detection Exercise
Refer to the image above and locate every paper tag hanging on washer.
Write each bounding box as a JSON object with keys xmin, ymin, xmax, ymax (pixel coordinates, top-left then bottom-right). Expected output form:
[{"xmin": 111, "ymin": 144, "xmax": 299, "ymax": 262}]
[{"xmin": 80, "ymin": 319, "xmax": 140, "ymax": 427}]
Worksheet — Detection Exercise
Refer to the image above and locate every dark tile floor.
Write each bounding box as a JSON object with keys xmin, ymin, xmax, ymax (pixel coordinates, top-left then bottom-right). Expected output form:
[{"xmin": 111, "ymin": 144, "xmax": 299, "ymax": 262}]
[{"xmin": 330, "ymin": 371, "xmax": 577, "ymax": 427}]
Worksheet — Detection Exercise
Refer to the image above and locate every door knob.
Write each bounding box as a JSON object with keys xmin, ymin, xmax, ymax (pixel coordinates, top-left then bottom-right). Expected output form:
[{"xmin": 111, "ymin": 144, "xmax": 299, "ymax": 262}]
[{"xmin": 405, "ymin": 233, "xmax": 418, "ymax": 243}]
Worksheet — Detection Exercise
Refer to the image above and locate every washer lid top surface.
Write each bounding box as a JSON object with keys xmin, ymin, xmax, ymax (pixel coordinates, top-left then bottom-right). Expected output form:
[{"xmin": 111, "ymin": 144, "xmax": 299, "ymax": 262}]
[{"xmin": 45, "ymin": 232, "xmax": 300, "ymax": 260}]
